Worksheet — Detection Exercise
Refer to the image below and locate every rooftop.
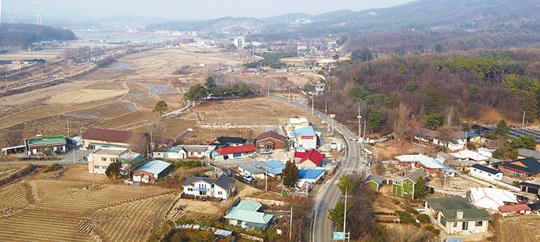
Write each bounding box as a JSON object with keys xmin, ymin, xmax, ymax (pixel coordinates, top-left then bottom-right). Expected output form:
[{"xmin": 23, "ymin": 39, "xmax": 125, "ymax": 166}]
[
  {"xmin": 299, "ymin": 149, "xmax": 325, "ymax": 165},
  {"xmin": 426, "ymin": 197, "xmax": 492, "ymax": 221},
  {"xmin": 294, "ymin": 126, "xmax": 316, "ymax": 137},
  {"xmin": 26, "ymin": 136, "xmax": 66, "ymax": 147},
  {"xmin": 366, "ymin": 174, "xmax": 383, "ymax": 184},
  {"xmin": 498, "ymin": 204, "xmax": 531, "ymax": 213},
  {"xmin": 91, "ymin": 148, "xmax": 127, "ymax": 156},
  {"xmin": 256, "ymin": 131, "xmax": 286, "ymax": 142},
  {"xmin": 298, "ymin": 169, "xmax": 325, "ymax": 180},
  {"xmin": 471, "ymin": 164, "xmax": 501, "ymax": 175},
  {"xmin": 501, "ymin": 157, "xmax": 540, "ymax": 174},
  {"xmin": 215, "ymin": 144, "xmax": 256, "ymax": 155},
  {"xmin": 135, "ymin": 160, "xmax": 171, "ymax": 175}
]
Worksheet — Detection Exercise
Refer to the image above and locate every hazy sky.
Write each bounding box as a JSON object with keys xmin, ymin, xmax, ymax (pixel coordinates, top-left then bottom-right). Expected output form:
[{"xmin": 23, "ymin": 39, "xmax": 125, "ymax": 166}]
[{"xmin": 2, "ymin": 0, "xmax": 416, "ymax": 20}]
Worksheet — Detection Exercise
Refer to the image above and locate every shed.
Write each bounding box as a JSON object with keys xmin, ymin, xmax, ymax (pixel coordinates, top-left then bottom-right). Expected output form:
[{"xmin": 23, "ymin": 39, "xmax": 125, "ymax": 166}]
[
  {"xmin": 133, "ymin": 160, "xmax": 173, "ymax": 183},
  {"xmin": 366, "ymin": 174, "xmax": 383, "ymax": 191}
]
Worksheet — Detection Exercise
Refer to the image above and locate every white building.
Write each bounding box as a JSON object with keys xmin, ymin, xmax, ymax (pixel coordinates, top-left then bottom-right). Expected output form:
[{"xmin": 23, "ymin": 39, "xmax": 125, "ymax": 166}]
[
  {"xmin": 470, "ymin": 164, "xmax": 503, "ymax": 182},
  {"xmin": 182, "ymin": 174, "xmax": 236, "ymax": 200},
  {"xmin": 469, "ymin": 187, "xmax": 518, "ymax": 211}
]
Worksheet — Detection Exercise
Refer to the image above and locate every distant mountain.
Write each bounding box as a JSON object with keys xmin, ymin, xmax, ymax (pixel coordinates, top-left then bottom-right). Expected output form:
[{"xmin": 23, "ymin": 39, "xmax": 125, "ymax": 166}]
[{"xmin": 143, "ymin": 0, "xmax": 540, "ymax": 36}]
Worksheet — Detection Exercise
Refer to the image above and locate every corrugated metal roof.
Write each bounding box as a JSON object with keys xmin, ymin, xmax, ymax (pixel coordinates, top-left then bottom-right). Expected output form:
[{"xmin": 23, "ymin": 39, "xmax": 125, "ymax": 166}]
[
  {"xmin": 298, "ymin": 169, "xmax": 324, "ymax": 179},
  {"xmin": 294, "ymin": 126, "xmax": 316, "ymax": 137},
  {"xmin": 26, "ymin": 136, "xmax": 66, "ymax": 146},
  {"xmin": 136, "ymin": 160, "xmax": 171, "ymax": 175}
]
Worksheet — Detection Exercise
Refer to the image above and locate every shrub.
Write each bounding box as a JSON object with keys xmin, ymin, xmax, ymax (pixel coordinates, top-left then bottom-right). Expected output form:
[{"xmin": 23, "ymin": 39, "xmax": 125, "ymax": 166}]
[
  {"xmin": 44, "ymin": 163, "xmax": 63, "ymax": 173},
  {"xmin": 407, "ymin": 209, "xmax": 420, "ymax": 215},
  {"xmin": 413, "ymin": 221, "xmax": 421, "ymax": 227},
  {"xmin": 433, "ymin": 229, "xmax": 440, "ymax": 236},
  {"xmin": 513, "ymin": 180, "xmax": 520, "ymax": 187},
  {"xmin": 396, "ymin": 210, "xmax": 415, "ymax": 223},
  {"xmin": 425, "ymin": 224, "xmax": 435, "ymax": 231},
  {"xmin": 417, "ymin": 214, "xmax": 430, "ymax": 223}
]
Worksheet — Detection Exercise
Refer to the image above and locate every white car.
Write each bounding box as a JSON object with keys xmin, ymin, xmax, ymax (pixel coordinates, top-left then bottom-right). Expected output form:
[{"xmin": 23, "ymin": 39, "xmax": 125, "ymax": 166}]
[
  {"xmin": 260, "ymin": 149, "xmax": 273, "ymax": 154},
  {"xmin": 243, "ymin": 175, "xmax": 253, "ymax": 182}
]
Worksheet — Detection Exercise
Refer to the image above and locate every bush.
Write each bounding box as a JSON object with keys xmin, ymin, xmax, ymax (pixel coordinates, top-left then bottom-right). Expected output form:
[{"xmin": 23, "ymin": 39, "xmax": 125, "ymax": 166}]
[
  {"xmin": 413, "ymin": 221, "xmax": 421, "ymax": 227},
  {"xmin": 425, "ymin": 224, "xmax": 435, "ymax": 231},
  {"xmin": 44, "ymin": 163, "xmax": 63, "ymax": 173},
  {"xmin": 173, "ymin": 160, "xmax": 204, "ymax": 168},
  {"xmin": 407, "ymin": 209, "xmax": 420, "ymax": 215},
  {"xmin": 396, "ymin": 210, "xmax": 415, "ymax": 223},
  {"xmin": 433, "ymin": 229, "xmax": 440, "ymax": 236},
  {"xmin": 513, "ymin": 180, "xmax": 520, "ymax": 187},
  {"xmin": 417, "ymin": 214, "xmax": 430, "ymax": 223}
]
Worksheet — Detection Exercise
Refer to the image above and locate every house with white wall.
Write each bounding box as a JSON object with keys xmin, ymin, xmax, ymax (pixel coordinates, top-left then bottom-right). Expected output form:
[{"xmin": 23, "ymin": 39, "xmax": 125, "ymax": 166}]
[
  {"xmin": 182, "ymin": 174, "xmax": 236, "ymax": 200},
  {"xmin": 470, "ymin": 164, "xmax": 503, "ymax": 182}
]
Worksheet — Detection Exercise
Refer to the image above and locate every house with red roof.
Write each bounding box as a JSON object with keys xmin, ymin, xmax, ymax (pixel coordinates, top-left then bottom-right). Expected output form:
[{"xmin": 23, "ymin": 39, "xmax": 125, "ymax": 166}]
[
  {"xmin": 295, "ymin": 149, "xmax": 325, "ymax": 169},
  {"xmin": 212, "ymin": 144, "xmax": 256, "ymax": 161}
]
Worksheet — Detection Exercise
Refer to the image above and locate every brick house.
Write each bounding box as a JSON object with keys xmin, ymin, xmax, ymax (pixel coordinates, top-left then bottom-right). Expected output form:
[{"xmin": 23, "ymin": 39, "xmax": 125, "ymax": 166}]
[
  {"xmin": 255, "ymin": 131, "xmax": 286, "ymax": 150},
  {"xmin": 497, "ymin": 157, "xmax": 540, "ymax": 180}
]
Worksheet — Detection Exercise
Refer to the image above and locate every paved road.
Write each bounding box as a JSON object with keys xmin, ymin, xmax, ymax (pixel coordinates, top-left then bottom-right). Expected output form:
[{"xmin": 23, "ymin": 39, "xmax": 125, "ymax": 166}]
[{"xmin": 269, "ymin": 94, "xmax": 369, "ymax": 242}]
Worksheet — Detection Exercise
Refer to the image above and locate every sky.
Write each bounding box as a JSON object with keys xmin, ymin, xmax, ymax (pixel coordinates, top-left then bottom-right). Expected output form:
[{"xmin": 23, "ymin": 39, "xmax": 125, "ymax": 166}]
[{"xmin": 2, "ymin": 0, "xmax": 417, "ymax": 21}]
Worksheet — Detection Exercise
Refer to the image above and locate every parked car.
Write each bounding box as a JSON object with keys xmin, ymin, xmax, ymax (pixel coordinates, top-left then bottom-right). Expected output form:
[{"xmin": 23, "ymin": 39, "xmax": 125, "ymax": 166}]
[
  {"xmin": 243, "ymin": 175, "xmax": 253, "ymax": 182},
  {"xmin": 260, "ymin": 149, "xmax": 273, "ymax": 154}
]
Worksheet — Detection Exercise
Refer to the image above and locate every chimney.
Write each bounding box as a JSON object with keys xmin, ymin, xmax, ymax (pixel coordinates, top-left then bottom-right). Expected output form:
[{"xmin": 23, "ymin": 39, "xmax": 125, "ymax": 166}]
[{"xmin": 456, "ymin": 210, "xmax": 464, "ymax": 220}]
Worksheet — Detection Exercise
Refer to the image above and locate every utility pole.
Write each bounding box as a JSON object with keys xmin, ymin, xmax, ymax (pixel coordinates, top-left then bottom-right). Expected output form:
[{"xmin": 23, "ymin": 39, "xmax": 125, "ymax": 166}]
[
  {"xmin": 311, "ymin": 95, "xmax": 314, "ymax": 116},
  {"xmin": 357, "ymin": 107, "xmax": 362, "ymax": 139},
  {"xmin": 522, "ymin": 111, "xmax": 526, "ymax": 129},
  {"xmin": 265, "ymin": 166, "xmax": 268, "ymax": 191},
  {"xmin": 288, "ymin": 82, "xmax": 291, "ymax": 103},
  {"xmin": 363, "ymin": 118, "xmax": 367, "ymax": 140},
  {"xmin": 289, "ymin": 206, "xmax": 293, "ymax": 240},
  {"xmin": 66, "ymin": 118, "xmax": 70, "ymax": 138},
  {"xmin": 325, "ymin": 100, "xmax": 328, "ymax": 115}
]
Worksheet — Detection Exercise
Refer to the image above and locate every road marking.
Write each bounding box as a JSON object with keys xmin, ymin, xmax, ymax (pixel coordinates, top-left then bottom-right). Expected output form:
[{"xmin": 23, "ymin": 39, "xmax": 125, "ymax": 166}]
[{"xmin": 324, "ymin": 184, "xmax": 340, "ymax": 242}]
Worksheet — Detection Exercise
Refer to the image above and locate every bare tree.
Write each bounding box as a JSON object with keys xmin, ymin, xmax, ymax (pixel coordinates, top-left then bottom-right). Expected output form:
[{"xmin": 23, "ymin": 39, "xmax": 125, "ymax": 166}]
[
  {"xmin": 393, "ymin": 104, "xmax": 410, "ymax": 147},
  {"xmin": 128, "ymin": 134, "xmax": 150, "ymax": 157},
  {"xmin": 3, "ymin": 124, "xmax": 24, "ymax": 146}
]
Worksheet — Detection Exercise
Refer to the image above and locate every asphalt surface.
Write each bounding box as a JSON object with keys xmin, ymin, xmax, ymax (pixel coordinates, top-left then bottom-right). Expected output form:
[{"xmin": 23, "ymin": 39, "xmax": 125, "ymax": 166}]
[
  {"xmin": 0, "ymin": 146, "xmax": 89, "ymax": 166},
  {"xmin": 269, "ymin": 94, "xmax": 369, "ymax": 242}
]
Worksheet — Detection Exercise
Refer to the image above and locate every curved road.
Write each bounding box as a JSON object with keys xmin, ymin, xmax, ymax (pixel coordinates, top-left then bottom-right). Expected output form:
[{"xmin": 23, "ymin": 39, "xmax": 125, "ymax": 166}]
[{"xmin": 269, "ymin": 94, "xmax": 368, "ymax": 242}]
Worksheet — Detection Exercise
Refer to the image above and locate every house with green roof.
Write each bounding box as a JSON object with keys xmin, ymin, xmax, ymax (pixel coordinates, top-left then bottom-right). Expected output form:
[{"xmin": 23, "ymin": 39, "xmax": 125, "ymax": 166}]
[
  {"xmin": 391, "ymin": 169, "xmax": 427, "ymax": 199},
  {"xmin": 224, "ymin": 200, "xmax": 273, "ymax": 229},
  {"xmin": 426, "ymin": 197, "xmax": 492, "ymax": 235},
  {"xmin": 24, "ymin": 136, "xmax": 66, "ymax": 156}
]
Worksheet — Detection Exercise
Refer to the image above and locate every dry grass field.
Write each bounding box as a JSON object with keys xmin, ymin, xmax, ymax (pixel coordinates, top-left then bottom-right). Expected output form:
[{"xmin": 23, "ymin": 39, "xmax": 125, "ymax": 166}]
[
  {"xmin": 495, "ymin": 216, "xmax": 540, "ymax": 242},
  {"xmin": 0, "ymin": 176, "xmax": 176, "ymax": 242}
]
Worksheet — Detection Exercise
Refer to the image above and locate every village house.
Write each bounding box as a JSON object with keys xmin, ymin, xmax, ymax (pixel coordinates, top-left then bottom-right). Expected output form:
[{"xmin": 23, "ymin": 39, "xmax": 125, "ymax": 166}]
[
  {"xmin": 498, "ymin": 204, "xmax": 531, "ymax": 216},
  {"xmin": 212, "ymin": 136, "xmax": 247, "ymax": 147},
  {"xmin": 292, "ymin": 126, "xmax": 318, "ymax": 150},
  {"xmin": 153, "ymin": 145, "xmax": 212, "ymax": 160},
  {"xmin": 415, "ymin": 128, "xmax": 466, "ymax": 151},
  {"xmin": 469, "ymin": 187, "xmax": 518, "ymax": 212},
  {"xmin": 224, "ymin": 200, "xmax": 273, "ymax": 229},
  {"xmin": 469, "ymin": 164, "xmax": 503, "ymax": 183},
  {"xmin": 297, "ymin": 169, "xmax": 325, "ymax": 188},
  {"xmin": 519, "ymin": 182, "xmax": 540, "ymax": 196},
  {"xmin": 395, "ymin": 154, "xmax": 457, "ymax": 176},
  {"xmin": 392, "ymin": 169, "xmax": 427, "ymax": 199},
  {"xmin": 295, "ymin": 149, "xmax": 325, "ymax": 169},
  {"xmin": 425, "ymin": 197, "xmax": 492, "ymax": 235},
  {"xmin": 517, "ymin": 148, "xmax": 540, "ymax": 159},
  {"xmin": 451, "ymin": 150, "xmax": 489, "ymax": 165},
  {"xmin": 285, "ymin": 117, "xmax": 310, "ymax": 134},
  {"xmin": 497, "ymin": 157, "xmax": 540, "ymax": 180},
  {"xmin": 366, "ymin": 174, "xmax": 384, "ymax": 191},
  {"xmin": 132, "ymin": 160, "xmax": 173, "ymax": 183},
  {"xmin": 255, "ymin": 131, "xmax": 286, "ymax": 150},
  {"xmin": 24, "ymin": 136, "xmax": 66, "ymax": 156},
  {"xmin": 87, "ymin": 148, "xmax": 145, "ymax": 175},
  {"xmin": 82, "ymin": 128, "xmax": 174, "ymax": 151},
  {"xmin": 238, "ymin": 160, "xmax": 286, "ymax": 179},
  {"xmin": 182, "ymin": 174, "xmax": 236, "ymax": 200},
  {"xmin": 212, "ymin": 144, "xmax": 257, "ymax": 161}
]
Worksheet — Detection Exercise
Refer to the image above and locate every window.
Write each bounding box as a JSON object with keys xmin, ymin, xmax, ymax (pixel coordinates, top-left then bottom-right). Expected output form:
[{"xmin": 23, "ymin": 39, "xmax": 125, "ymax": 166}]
[
  {"xmin": 475, "ymin": 221, "xmax": 483, "ymax": 226},
  {"xmin": 109, "ymin": 158, "xmax": 116, "ymax": 162},
  {"xmin": 101, "ymin": 157, "xmax": 107, "ymax": 162},
  {"xmin": 440, "ymin": 215, "xmax": 447, "ymax": 227},
  {"xmin": 453, "ymin": 222, "xmax": 457, "ymax": 227},
  {"xmin": 473, "ymin": 169, "xmax": 477, "ymax": 172},
  {"xmin": 188, "ymin": 188, "xmax": 193, "ymax": 191},
  {"xmin": 102, "ymin": 166, "xmax": 107, "ymax": 169},
  {"xmin": 259, "ymin": 142, "xmax": 264, "ymax": 146},
  {"xmin": 218, "ymin": 191, "xmax": 223, "ymax": 195},
  {"xmin": 514, "ymin": 171, "xmax": 523, "ymax": 178},
  {"xmin": 94, "ymin": 165, "xmax": 100, "ymax": 169},
  {"xmin": 488, "ymin": 174, "xmax": 491, "ymax": 177}
]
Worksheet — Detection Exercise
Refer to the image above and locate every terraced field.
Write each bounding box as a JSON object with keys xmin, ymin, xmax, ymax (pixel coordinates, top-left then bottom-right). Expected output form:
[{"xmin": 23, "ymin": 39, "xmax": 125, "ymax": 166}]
[{"xmin": 0, "ymin": 179, "xmax": 176, "ymax": 241}]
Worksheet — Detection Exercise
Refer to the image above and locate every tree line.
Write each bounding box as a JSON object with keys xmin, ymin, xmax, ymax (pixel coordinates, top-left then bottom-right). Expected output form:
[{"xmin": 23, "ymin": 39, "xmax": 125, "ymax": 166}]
[
  {"xmin": 317, "ymin": 49, "xmax": 540, "ymax": 137},
  {"xmin": 0, "ymin": 23, "xmax": 76, "ymax": 48},
  {"xmin": 184, "ymin": 77, "xmax": 253, "ymax": 102}
]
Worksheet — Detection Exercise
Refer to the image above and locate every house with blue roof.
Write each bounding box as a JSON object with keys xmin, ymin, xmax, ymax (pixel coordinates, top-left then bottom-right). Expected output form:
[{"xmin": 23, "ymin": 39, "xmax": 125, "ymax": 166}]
[
  {"xmin": 292, "ymin": 126, "xmax": 318, "ymax": 150},
  {"xmin": 224, "ymin": 200, "xmax": 273, "ymax": 229},
  {"xmin": 396, "ymin": 154, "xmax": 457, "ymax": 176},
  {"xmin": 297, "ymin": 168, "xmax": 325, "ymax": 188},
  {"xmin": 133, "ymin": 160, "xmax": 173, "ymax": 183},
  {"xmin": 264, "ymin": 160, "xmax": 286, "ymax": 176}
]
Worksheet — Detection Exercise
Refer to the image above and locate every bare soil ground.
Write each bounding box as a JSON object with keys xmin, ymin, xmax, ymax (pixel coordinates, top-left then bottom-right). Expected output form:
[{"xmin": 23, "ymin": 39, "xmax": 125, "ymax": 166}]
[{"xmin": 495, "ymin": 215, "xmax": 540, "ymax": 242}]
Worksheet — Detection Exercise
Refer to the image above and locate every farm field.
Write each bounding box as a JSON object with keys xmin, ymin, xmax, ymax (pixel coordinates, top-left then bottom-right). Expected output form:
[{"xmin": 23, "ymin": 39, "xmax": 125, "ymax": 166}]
[
  {"xmin": 496, "ymin": 216, "xmax": 540, "ymax": 242},
  {"xmin": 0, "ymin": 177, "xmax": 177, "ymax": 242}
]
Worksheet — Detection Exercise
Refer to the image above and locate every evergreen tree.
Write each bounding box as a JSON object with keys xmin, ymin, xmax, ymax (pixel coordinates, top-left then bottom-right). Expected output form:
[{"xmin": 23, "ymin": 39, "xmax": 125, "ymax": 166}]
[
  {"xmin": 328, "ymin": 202, "xmax": 353, "ymax": 231},
  {"xmin": 337, "ymin": 175, "xmax": 356, "ymax": 195},
  {"xmin": 152, "ymin": 100, "xmax": 168, "ymax": 116},
  {"xmin": 105, "ymin": 161, "xmax": 123, "ymax": 179},
  {"xmin": 283, "ymin": 160, "xmax": 299, "ymax": 187},
  {"xmin": 414, "ymin": 177, "xmax": 428, "ymax": 199},
  {"xmin": 495, "ymin": 119, "xmax": 509, "ymax": 136}
]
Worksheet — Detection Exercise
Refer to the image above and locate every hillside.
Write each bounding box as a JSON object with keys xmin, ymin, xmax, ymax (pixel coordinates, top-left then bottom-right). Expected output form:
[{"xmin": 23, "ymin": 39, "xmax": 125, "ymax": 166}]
[
  {"xmin": 0, "ymin": 24, "xmax": 76, "ymax": 47},
  {"xmin": 145, "ymin": 0, "xmax": 540, "ymax": 34}
]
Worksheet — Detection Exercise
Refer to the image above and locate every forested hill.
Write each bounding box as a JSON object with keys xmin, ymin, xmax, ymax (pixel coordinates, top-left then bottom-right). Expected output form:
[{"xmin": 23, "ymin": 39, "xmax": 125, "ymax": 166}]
[
  {"xmin": 0, "ymin": 24, "xmax": 76, "ymax": 48},
  {"xmin": 319, "ymin": 50, "xmax": 540, "ymax": 135}
]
